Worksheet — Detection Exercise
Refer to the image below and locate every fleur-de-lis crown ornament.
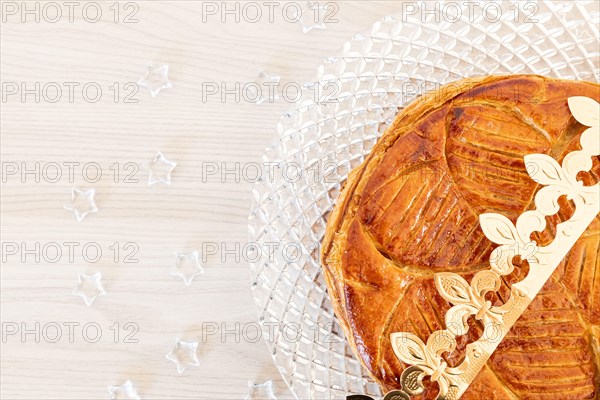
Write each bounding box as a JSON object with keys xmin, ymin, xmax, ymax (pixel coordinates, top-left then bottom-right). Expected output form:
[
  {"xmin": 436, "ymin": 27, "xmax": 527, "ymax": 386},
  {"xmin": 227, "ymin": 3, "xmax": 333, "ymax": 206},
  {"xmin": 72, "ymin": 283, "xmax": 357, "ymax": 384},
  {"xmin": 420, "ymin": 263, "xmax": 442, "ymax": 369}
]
[{"xmin": 378, "ymin": 97, "xmax": 599, "ymax": 400}]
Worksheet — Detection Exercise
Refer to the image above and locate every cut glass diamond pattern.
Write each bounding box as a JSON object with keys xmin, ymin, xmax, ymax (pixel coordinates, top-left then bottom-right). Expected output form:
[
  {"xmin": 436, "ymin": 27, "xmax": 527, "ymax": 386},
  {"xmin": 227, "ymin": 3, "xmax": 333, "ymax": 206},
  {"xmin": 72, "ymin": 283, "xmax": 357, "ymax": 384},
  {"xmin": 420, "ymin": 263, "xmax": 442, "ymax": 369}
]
[{"xmin": 248, "ymin": 5, "xmax": 600, "ymax": 399}]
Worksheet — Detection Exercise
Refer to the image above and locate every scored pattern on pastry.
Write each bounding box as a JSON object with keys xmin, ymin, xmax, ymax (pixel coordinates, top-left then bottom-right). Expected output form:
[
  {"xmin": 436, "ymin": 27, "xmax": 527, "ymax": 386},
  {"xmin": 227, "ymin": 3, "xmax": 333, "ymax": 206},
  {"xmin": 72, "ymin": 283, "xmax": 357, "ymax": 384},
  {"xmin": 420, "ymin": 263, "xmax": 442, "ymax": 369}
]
[
  {"xmin": 249, "ymin": 6, "xmax": 600, "ymax": 397},
  {"xmin": 388, "ymin": 96, "xmax": 600, "ymax": 400},
  {"xmin": 320, "ymin": 76, "xmax": 600, "ymax": 400}
]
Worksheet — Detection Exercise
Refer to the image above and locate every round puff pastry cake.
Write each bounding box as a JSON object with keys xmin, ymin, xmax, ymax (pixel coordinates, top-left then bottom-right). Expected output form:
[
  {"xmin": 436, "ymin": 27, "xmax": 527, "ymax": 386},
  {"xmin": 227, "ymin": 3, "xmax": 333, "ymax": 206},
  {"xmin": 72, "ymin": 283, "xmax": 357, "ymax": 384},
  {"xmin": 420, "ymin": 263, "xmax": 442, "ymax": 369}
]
[{"xmin": 321, "ymin": 75, "xmax": 600, "ymax": 399}]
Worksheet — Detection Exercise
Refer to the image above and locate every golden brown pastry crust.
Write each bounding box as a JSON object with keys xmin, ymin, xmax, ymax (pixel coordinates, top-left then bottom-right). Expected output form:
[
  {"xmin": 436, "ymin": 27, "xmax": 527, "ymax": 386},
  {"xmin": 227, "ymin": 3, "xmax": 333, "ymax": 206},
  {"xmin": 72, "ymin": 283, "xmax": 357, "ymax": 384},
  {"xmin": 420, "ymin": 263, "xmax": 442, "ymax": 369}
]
[{"xmin": 321, "ymin": 75, "xmax": 600, "ymax": 399}]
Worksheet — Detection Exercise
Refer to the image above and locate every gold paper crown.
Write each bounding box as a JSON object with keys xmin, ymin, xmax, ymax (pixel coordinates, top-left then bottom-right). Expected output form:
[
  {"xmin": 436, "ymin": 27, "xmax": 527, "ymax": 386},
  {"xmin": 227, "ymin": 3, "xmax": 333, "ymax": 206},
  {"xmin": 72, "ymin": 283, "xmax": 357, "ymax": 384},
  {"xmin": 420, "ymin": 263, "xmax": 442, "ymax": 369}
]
[{"xmin": 387, "ymin": 96, "xmax": 600, "ymax": 400}]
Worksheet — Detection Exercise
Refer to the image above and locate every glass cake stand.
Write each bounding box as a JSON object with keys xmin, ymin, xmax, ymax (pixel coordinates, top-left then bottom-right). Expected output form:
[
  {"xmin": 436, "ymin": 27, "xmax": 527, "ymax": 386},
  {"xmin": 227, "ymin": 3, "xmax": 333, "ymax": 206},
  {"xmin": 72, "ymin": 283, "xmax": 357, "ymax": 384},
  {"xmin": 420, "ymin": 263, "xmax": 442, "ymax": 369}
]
[{"xmin": 248, "ymin": 2, "xmax": 599, "ymax": 399}]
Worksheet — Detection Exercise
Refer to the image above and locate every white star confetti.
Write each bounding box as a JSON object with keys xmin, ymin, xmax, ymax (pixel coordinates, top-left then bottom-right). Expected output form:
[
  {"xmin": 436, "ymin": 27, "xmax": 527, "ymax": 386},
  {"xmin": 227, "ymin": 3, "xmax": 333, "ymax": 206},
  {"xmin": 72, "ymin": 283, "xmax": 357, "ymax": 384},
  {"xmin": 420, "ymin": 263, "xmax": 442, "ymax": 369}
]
[
  {"xmin": 295, "ymin": 1, "xmax": 329, "ymax": 33},
  {"xmin": 72, "ymin": 272, "xmax": 106, "ymax": 307},
  {"xmin": 137, "ymin": 64, "xmax": 172, "ymax": 97},
  {"xmin": 171, "ymin": 251, "xmax": 204, "ymax": 286},
  {"xmin": 245, "ymin": 380, "xmax": 277, "ymax": 400},
  {"xmin": 148, "ymin": 152, "xmax": 176, "ymax": 185},
  {"xmin": 107, "ymin": 380, "xmax": 141, "ymax": 400},
  {"xmin": 64, "ymin": 188, "xmax": 98, "ymax": 222},
  {"xmin": 248, "ymin": 71, "xmax": 281, "ymax": 104},
  {"xmin": 165, "ymin": 339, "xmax": 200, "ymax": 374}
]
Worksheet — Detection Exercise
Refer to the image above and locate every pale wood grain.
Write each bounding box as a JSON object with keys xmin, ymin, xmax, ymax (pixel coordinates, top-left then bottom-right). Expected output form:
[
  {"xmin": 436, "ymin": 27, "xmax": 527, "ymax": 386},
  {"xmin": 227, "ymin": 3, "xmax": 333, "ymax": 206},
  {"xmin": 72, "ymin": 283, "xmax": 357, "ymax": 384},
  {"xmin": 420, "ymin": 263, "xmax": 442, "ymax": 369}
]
[{"xmin": 0, "ymin": 1, "xmax": 405, "ymax": 399}]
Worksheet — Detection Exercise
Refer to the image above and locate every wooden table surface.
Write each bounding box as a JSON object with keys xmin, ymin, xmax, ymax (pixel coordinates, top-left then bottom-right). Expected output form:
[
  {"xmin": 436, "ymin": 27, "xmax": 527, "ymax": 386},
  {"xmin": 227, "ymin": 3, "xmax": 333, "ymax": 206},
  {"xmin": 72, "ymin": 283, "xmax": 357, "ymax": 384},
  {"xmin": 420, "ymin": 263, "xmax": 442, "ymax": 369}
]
[
  {"xmin": 4, "ymin": 1, "xmax": 595, "ymax": 399},
  {"xmin": 0, "ymin": 1, "xmax": 406, "ymax": 399}
]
